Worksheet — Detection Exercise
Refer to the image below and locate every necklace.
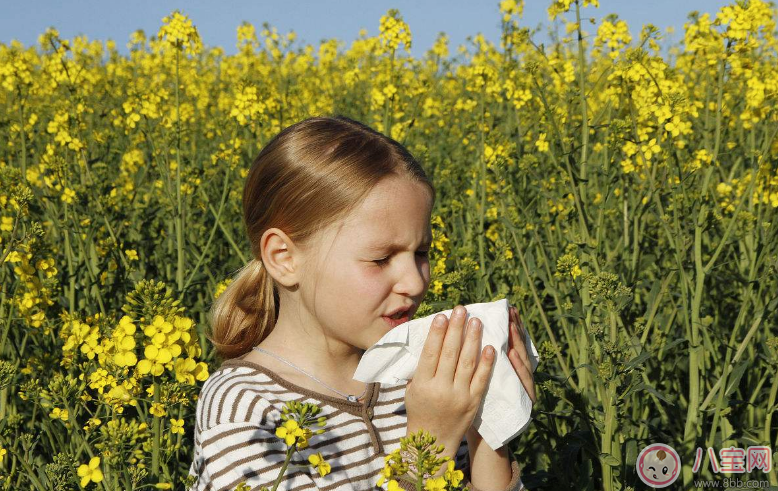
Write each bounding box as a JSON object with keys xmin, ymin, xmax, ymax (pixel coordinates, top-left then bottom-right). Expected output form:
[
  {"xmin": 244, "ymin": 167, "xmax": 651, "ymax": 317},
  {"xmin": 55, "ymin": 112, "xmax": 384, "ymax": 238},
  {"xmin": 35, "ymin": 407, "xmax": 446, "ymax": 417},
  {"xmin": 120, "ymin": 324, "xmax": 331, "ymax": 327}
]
[{"xmin": 252, "ymin": 347, "xmax": 368, "ymax": 403}]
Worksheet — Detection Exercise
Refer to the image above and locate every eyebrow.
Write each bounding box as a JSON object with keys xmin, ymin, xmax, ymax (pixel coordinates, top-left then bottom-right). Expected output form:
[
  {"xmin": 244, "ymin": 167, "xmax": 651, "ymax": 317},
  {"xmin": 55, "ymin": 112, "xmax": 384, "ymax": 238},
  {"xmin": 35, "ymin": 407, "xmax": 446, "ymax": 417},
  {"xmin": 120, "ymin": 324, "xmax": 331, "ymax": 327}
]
[{"xmin": 367, "ymin": 235, "xmax": 433, "ymax": 252}]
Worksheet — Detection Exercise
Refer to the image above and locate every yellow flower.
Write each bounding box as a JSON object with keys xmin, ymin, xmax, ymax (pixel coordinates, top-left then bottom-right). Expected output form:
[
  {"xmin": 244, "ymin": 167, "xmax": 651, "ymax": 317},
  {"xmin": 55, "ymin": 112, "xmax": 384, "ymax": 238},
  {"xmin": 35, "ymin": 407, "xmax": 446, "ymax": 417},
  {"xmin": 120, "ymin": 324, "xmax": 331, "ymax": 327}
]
[
  {"xmin": 308, "ymin": 452, "xmax": 332, "ymax": 477},
  {"xmin": 61, "ymin": 187, "xmax": 76, "ymax": 204},
  {"xmin": 150, "ymin": 402, "xmax": 167, "ymax": 417},
  {"xmin": 379, "ymin": 9, "xmax": 412, "ymax": 53},
  {"xmin": 444, "ymin": 460, "xmax": 464, "ymax": 486},
  {"xmin": 125, "ymin": 249, "xmax": 139, "ymax": 261},
  {"xmin": 431, "ymin": 280, "xmax": 444, "ymax": 296},
  {"xmin": 424, "ymin": 476, "xmax": 447, "ymax": 490},
  {"xmin": 275, "ymin": 419, "xmax": 306, "ymax": 447},
  {"xmin": 157, "ymin": 10, "xmax": 202, "ymax": 55},
  {"xmin": 535, "ymin": 132, "xmax": 549, "ymax": 152},
  {"xmin": 0, "ymin": 447, "xmax": 6, "ymax": 464},
  {"xmin": 170, "ymin": 418, "xmax": 185, "ymax": 435},
  {"xmin": 77, "ymin": 456, "xmax": 103, "ymax": 487},
  {"xmin": 49, "ymin": 407, "xmax": 69, "ymax": 421},
  {"xmin": 0, "ymin": 216, "xmax": 13, "ymax": 232}
]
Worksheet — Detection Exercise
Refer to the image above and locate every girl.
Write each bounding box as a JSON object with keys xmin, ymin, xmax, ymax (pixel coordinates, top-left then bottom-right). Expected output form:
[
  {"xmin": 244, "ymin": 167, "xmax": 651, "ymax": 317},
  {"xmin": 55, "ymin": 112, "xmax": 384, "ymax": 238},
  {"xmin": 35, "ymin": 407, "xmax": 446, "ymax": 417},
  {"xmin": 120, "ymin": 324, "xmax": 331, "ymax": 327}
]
[{"xmin": 188, "ymin": 116, "xmax": 536, "ymax": 491}]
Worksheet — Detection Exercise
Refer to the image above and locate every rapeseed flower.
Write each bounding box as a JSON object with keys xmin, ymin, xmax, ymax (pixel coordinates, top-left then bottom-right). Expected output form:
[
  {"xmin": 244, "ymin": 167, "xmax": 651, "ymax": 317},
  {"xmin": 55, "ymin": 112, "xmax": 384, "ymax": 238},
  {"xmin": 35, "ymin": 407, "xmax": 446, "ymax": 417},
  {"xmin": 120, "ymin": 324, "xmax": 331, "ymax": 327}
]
[
  {"xmin": 308, "ymin": 452, "xmax": 332, "ymax": 477},
  {"xmin": 77, "ymin": 456, "xmax": 103, "ymax": 487},
  {"xmin": 170, "ymin": 418, "xmax": 185, "ymax": 435},
  {"xmin": 157, "ymin": 10, "xmax": 202, "ymax": 55}
]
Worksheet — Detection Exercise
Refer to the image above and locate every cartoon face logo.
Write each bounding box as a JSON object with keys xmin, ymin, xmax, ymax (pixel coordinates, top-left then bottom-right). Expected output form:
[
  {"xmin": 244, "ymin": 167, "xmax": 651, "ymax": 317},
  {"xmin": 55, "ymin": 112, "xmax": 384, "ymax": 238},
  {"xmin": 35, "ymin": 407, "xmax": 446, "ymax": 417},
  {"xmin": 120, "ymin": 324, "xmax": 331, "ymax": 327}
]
[{"xmin": 636, "ymin": 444, "xmax": 680, "ymax": 488}]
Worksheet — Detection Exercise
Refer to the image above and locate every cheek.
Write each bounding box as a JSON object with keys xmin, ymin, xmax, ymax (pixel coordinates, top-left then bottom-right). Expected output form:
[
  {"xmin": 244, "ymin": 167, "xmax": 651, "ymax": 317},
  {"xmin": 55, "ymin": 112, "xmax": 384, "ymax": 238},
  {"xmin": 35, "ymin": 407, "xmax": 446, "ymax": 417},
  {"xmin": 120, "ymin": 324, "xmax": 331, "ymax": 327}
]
[{"xmin": 353, "ymin": 265, "xmax": 391, "ymax": 294}]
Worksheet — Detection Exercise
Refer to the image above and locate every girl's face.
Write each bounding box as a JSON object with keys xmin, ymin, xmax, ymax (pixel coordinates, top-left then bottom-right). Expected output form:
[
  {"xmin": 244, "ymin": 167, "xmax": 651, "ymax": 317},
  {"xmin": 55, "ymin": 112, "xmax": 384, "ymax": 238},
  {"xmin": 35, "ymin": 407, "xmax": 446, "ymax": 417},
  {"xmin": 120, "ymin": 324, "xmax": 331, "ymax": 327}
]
[{"xmin": 303, "ymin": 175, "xmax": 433, "ymax": 350}]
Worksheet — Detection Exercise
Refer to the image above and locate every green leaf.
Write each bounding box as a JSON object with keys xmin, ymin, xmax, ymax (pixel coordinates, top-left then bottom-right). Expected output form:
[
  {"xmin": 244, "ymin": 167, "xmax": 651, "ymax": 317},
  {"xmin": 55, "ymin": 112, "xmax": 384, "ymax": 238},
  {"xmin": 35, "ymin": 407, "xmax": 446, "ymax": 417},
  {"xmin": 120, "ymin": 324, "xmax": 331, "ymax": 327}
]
[
  {"xmin": 725, "ymin": 360, "xmax": 749, "ymax": 397},
  {"xmin": 623, "ymin": 351, "xmax": 652, "ymax": 371},
  {"xmin": 599, "ymin": 452, "xmax": 621, "ymax": 467},
  {"xmin": 625, "ymin": 439, "xmax": 638, "ymax": 466},
  {"xmin": 625, "ymin": 382, "xmax": 673, "ymax": 405}
]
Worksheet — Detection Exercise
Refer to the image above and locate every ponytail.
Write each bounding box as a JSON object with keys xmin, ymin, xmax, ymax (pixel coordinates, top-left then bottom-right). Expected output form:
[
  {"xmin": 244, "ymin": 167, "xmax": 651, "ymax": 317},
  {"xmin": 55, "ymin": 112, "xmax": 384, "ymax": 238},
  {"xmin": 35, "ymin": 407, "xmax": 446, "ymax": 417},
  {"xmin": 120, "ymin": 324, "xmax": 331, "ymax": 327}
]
[{"xmin": 206, "ymin": 259, "xmax": 279, "ymax": 360}]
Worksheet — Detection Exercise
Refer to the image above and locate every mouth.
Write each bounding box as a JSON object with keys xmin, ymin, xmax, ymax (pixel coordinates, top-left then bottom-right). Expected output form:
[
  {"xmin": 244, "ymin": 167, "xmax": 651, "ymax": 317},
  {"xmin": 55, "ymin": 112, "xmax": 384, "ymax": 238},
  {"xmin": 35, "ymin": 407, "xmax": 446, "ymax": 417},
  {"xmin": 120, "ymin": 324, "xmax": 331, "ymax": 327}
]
[{"xmin": 382, "ymin": 307, "xmax": 413, "ymax": 328}]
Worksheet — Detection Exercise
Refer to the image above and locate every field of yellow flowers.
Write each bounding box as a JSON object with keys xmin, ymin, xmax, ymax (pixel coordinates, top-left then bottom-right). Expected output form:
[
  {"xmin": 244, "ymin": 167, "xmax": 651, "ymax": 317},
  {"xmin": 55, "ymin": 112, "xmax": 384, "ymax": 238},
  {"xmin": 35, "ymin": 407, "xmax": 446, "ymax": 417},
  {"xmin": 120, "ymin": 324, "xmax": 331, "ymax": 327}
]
[{"xmin": 1, "ymin": 0, "xmax": 777, "ymax": 489}]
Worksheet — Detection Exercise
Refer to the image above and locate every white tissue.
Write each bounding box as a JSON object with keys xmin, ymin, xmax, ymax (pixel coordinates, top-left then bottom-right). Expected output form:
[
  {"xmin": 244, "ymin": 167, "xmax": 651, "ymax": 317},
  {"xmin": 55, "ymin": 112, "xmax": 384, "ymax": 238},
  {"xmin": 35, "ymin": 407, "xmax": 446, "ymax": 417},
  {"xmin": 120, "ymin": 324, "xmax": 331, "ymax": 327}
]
[{"xmin": 353, "ymin": 298, "xmax": 539, "ymax": 451}]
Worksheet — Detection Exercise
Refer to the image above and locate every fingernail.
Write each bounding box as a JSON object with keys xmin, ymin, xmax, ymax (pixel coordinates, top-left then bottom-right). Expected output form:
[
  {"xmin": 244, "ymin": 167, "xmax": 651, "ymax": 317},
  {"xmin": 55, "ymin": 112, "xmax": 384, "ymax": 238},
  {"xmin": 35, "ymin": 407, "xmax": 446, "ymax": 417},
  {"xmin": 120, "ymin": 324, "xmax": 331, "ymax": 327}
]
[{"xmin": 434, "ymin": 314, "xmax": 445, "ymax": 326}]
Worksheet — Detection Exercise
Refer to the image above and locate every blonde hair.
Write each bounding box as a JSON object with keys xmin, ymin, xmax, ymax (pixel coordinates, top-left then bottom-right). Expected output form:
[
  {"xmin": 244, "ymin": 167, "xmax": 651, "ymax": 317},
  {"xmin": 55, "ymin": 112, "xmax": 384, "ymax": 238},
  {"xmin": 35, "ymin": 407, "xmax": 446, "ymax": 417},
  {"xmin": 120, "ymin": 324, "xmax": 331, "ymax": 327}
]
[{"xmin": 206, "ymin": 115, "xmax": 436, "ymax": 360}]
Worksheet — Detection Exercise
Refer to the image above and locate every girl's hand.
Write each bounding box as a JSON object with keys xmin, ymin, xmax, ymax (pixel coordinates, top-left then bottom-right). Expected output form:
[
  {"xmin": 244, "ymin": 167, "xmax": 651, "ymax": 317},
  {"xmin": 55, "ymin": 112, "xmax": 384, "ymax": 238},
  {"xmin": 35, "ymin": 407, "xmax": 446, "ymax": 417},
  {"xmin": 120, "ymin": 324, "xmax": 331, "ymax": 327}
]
[
  {"xmin": 405, "ymin": 305, "xmax": 496, "ymax": 462},
  {"xmin": 465, "ymin": 305, "xmax": 536, "ymax": 444},
  {"xmin": 507, "ymin": 305, "xmax": 536, "ymax": 404}
]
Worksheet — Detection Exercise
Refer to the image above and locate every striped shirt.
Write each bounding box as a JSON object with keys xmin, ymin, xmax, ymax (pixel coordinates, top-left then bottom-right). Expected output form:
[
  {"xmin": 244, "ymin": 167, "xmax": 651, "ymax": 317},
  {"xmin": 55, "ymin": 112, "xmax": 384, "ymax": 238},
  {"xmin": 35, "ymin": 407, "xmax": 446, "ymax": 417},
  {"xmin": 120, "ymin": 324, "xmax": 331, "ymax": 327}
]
[{"xmin": 188, "ymin": 353, "xmax": 524, "ymax": 491}]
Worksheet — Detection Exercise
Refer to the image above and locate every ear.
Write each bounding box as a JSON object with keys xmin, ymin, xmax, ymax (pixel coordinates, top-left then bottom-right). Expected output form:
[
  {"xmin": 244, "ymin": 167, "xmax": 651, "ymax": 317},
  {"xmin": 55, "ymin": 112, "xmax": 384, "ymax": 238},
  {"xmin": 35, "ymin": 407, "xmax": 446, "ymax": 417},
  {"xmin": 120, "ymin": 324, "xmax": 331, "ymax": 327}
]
[{"xmin": 260, "ymin": 228, "xmax": 302, "ymax": 288}]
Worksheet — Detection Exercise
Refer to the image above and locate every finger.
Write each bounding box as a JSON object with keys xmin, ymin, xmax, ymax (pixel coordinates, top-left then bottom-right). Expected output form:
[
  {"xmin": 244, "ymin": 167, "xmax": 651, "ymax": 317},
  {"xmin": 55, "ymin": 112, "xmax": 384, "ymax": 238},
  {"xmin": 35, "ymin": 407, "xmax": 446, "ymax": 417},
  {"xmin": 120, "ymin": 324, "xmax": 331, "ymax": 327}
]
[
  {"xmin": 509, "ymin": 349, "xmax": 536, "ymax": 404},
  {"xmin": 436, "ymin": 305, "xmax": 469, "ymax": 380},
  {"xmin": 508, "ymin": 316, "xmax": 521, "ymax": 353},
  {"xmin": 512, "ymin": 321, "xmax": 531, "ymax": 369},
  {"xmin": 507, "ymin": 307, "xmax": 518, "ymax": 349},
  {"xmin": 454, "ymin": 314, "xmax": 483, "ymax": 389},
  {"xmin": 510, "ymin": 308, "xmax": 532, "ymax": 367},
  {"xmin": 416, "ymin": 313, "xmax": 450, "ymax": 381},
  {"xmin": 470, "ymin": 345, "xmax": 496, "ymax": 399}
]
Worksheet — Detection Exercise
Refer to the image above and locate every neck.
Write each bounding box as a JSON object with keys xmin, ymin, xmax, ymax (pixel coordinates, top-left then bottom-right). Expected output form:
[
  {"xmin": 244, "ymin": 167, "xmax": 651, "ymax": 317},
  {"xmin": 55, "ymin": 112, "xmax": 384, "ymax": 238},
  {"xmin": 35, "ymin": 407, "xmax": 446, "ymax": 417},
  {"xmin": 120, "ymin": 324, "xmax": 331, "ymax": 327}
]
[{"xmin": 258, "ymin": 307, "xmax": 365, "ymax": 382}]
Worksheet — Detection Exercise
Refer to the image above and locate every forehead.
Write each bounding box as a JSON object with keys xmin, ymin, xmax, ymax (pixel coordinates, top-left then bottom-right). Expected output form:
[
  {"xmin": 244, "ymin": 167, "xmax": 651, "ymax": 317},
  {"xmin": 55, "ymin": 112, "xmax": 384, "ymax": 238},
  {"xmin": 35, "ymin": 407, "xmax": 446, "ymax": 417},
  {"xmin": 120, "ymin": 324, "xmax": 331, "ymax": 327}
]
[{"xmin": 341, "ymin": 177, "xmax": 433, "ymax": 246}]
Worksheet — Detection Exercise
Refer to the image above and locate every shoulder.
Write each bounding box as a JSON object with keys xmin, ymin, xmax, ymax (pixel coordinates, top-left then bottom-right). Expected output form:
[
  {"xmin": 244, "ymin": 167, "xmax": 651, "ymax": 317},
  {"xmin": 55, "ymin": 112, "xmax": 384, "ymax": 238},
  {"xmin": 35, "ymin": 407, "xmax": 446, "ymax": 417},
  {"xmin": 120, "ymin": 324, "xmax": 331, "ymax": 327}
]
[{"xmin": 194, "ymin": 364, "xmax": 283, "ymax": 433}]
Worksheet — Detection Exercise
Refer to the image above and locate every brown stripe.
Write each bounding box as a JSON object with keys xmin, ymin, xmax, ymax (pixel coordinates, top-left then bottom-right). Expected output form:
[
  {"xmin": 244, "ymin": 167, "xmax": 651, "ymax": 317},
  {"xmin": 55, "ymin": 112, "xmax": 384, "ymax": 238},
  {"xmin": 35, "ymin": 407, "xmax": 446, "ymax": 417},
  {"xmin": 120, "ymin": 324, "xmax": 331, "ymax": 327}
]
[
  {"xmin": 373, "ymin": 420, "xmax": 407, "ymax": 435},
  {"xmin": 205, "ymin": 435, "xmax": 288, "ymax": 469},
  {"xmin": 208, "ymin": 444, "xmax": 292, "ymax": 483},
  {"xmin": 374, "ymin": 407, "xmax": 406, "ymax": 420},
  {"xmin": 215, "ymin": 373, "xmax": 272, "ymax": 425},
  {"xmin": 373, "ymin": 397, "xmax": 405, "ymax": 408},
  {"xmin": 202, "ymin": 424, "xmax": 275, "ymax": 451},
  {"xmin": 245, "ymin": 393, "xmax": 262, "ymax": 422},
  {"xmin": 229, "ymin": 386, "xmax": 277, "ymax": 422},
  {"xmin": 305, "ymin": 431, "xmax": 375, "ymax": 456},
  {"xmin": 318, "ymin": 464, "xmax": 384, "ymax": 491},
  {"xmin": 377, "ymin": 383, "xmax": 406, "ymax": 395},
  {"xmin": 204, "ymin": 369, "xmax": 250, "ymax": 428},
  {"xmin": 220, "ymin": 467, "xmax": 316, "ymax": 491}
]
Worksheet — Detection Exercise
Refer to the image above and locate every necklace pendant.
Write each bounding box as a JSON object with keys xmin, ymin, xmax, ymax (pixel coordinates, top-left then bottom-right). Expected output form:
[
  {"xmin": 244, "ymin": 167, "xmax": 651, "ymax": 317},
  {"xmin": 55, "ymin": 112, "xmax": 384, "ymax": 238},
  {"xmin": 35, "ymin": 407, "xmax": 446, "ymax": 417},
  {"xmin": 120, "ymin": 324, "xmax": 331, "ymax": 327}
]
[{"xmin": 347, "ymin": 395, "xmax": 358, "ymax": 402}]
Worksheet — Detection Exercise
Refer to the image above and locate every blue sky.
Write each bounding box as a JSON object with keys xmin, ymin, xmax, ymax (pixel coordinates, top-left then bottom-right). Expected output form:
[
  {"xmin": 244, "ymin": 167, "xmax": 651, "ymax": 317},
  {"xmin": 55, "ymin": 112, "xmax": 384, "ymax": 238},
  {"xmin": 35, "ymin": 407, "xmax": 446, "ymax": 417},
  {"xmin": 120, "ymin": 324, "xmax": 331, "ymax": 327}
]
[{"xmin": 3, "ymin": 1, "xmax": 733, "ymax": 57}]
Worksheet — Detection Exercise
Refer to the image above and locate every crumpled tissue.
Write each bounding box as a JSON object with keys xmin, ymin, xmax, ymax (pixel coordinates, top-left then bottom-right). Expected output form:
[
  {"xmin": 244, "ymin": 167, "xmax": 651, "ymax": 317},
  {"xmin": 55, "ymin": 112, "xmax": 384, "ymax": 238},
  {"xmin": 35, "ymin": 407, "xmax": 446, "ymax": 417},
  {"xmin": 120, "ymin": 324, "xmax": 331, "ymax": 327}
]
[{"xmin": 353, "ymin": 298, "xmax": 539, "ymax": 451}]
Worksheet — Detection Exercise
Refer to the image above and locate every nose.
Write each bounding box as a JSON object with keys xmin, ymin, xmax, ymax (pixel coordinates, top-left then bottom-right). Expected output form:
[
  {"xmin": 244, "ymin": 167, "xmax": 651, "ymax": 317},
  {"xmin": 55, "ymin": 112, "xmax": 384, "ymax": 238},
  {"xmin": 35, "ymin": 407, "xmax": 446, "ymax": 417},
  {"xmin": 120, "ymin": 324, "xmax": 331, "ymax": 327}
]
[{"xmin": 394, "ymin": 253, "xmax": 429, "ymax": 295}]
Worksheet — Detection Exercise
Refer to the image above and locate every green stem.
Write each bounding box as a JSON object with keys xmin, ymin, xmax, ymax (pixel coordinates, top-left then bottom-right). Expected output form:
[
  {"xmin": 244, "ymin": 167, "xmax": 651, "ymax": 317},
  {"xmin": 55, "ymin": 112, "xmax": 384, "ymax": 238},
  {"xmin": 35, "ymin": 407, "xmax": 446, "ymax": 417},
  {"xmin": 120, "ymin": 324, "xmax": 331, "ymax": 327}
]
[
  {"xmin": 574, "ymin": 0, "xmax": 589, "ymax": 204},
  {"xmin": 180, "ymin": 166, "xmax": 232, "ymax": 300},
  {"xmin": 175, "ymin": 49, "xmax": 185, "ymax": 293},
  {"xmin": 270, "ymin": 447, "xmax": 296, "ymax": 491},
  {"xmin": 682, "ymin": 45, "xmax": 727, "ymax": 485},
  {"xmin": 601, "ymin": 382, "xmax": 616, "ymax": 491},
  {"xmin": 152, "ymin": 379, "xmax": 160, "ymax": 479},
  {"xmin": 765, "ymin": 372, "xmax": 778, "ymax": 486},
  {"xmin": 64, "ymin": 205, "xmax": 76, "ymax": 313},
  {"xmin": 6, "ymin": 447, "xmax": 46, "ymax": 491},
  {"xmin": 17, "ymin": 96, "xmax": 27, "ymax": 180},
  {"xmin": 477, "ymin": 89, "xmax": 491, "ymax": 298},
  {"xmin": 196, "ymin": 187, "xmax": 248, "ymax": 263}
]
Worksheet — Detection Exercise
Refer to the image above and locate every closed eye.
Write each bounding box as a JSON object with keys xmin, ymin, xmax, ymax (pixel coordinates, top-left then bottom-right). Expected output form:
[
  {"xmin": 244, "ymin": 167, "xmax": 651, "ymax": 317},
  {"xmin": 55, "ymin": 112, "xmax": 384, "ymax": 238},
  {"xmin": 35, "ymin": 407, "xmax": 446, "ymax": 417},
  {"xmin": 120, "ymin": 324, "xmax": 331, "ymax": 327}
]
[{"xmin": 374, "ymin": 250, "xmax": 430, "ymax": 267}]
